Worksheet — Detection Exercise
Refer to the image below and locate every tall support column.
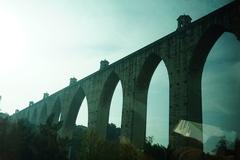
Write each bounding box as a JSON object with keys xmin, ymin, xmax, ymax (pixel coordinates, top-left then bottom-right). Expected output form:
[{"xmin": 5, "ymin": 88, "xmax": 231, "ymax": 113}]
[
  {"xmin": 168, "ymin": 67, "xmax": 187, "ymax": 148},
  {"xmin": 120, "ymin": 84, "xmax": 135, "ymax": 143},
  {"xmin": 87, "ymin": 100, "xmax": 100, "ymax": 132},
  {"xmin": 132, "ymin": 88, "xmax": 148, "ymax": 148},
  {"xmin": 168, "ymin": 52, "xmax": 203, "ymax": 149},
  {"xmin": 95, "ymin": 102, "xmax": 110, "ymax": 139},
  {"xmin": 121, "ymin": 82, "xmax": 148, "ymax": 149}
]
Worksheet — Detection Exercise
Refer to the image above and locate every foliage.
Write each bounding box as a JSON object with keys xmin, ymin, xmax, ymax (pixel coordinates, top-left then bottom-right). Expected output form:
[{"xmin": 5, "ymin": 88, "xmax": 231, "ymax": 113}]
[
  {"xmin": 106, "ymin": 123, "xmax": 120, "ymax": 141},
  {"xmin": 143, "ymin": 136, "xmax": 168, "ymax": 160},
  {"xmin": 234, "ymin": 138, "xmax": 240, "ymax": 160},
  {"xmin": 212, "ymin": 136, "xmax": 237, "ymax": 157},
  {"xmin": 120, "ymin": 141, "xmax": 142, "ymax": 160},
  {"xmin": 71, "ymin": 129, "xmax": 170, "ymax": 160},
  {"xmin": 31, "ymin": 114, "xmax": 69, "ymax": 160},
  {"xmin": 1, "ymin": 117, "xmax": 240, "ymax": 160},
  {"xmin": 0, "ymin": 118, "xmax": 35, "ymax": 160},
  {"xmin": 71, "ymin": 127, "xmax": 144, "ymax": 160},
  {"xmin": 0, "ymin": 115, "xmax": 69, "ymax": 160},
  {"xmin": 72, "ymin": 129, "xmax": 120, "ymax": 160},
  {"xmin": 212, "ymin": 136, "xmax": 227, "ymax": 156}
]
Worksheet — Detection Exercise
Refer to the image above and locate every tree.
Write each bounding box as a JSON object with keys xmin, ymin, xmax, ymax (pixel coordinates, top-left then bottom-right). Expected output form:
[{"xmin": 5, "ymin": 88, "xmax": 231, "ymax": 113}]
[
  {"xmin": 31, "ymin": 114, "xmax": 69, "ymax": 160},
  {"xmin": 0, "ymin": 114, "xmax": 69, "ymax": 160},
  {"xmin": 106, "ymin": 123, "xmax": 120, "ymax": 141},
  {"xmin": 144, "ymin": 136, "xmax": 167, "ymax": 160},
  {"xmin": 213, "ymin": 136, "xmax": 227, "ymax": 156},
  {"xmin": 0, "ymin": 118, "xmax": 35, "ymax": 160}
]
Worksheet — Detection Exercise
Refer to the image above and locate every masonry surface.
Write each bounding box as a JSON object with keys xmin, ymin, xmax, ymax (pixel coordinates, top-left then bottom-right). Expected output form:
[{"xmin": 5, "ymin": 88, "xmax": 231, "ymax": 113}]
[{"xmin": 11, "ymin": 1, "xmax": 240, "ymax": 149}]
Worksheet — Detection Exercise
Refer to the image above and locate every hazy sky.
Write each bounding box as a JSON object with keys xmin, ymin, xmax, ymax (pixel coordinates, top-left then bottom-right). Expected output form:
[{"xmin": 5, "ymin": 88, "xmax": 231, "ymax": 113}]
[{"xmin": 0, "ymin": 0, "xmax": 239, "ymax": 148}]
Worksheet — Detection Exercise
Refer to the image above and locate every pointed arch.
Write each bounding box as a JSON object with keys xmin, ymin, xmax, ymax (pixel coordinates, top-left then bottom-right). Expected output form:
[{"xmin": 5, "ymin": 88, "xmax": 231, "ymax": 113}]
[
  {"xmin": 136, "ymin": 54, "xmax": 165, "ymax": 90},
  {"xmin": 51, "ymin": 97, "xmax": 61, "ymax": 123},
  {"xmin": 188, "ymin": 24, "xmax": 238, "ymax": 122},
  {"xmin": 201, "ymin": 32, "xmax": 240, "ymax": 151},
  {"xmin": 75, "ymin": 97, "xmax": 88, "ymax": 126},
  {"xmin": 183, "ymin": 24, "xmax": 240, "ymax": 150},
  {"xmin": 63, "ymin": 86, "xmax": 87, "ymax": 133},
  {"xmin": 146, "ymin": 62, "xmax": 170, "ymax": 147},
  {"xmin": 96, "ymin": 71, "xmax": 123, "ymax": 138},
  {"xmin": 135, "ymin": 53, "xmax": 170, "ymax": 106},
  {"xmin": 132, "ymin": 53, "xmax": 170, "ymax": 147},
  {"xmin": 189, "ymin": 25, "xmax": 226, "ymax": 74},
  {"xmin": 99, "ymin": 71, "xmax": 121, "ymax": 109}
]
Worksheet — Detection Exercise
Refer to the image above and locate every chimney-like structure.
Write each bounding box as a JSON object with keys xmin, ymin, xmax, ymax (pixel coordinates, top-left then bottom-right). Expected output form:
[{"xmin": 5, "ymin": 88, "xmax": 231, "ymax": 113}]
[
  {"xmin": 15, "ymin": 109, "xmax": 19, "ymax": 113},
  {"xmin": 177, "ymin": 15, "xmax": 192, "ymax": 29},
  {"xmin": 69, "ymin": 77, "xmax": 77, "ymax": 86},
  {"xmin": 43, "ymin": 92, "xmax": 49, "ymax": 99},
  {"xmin": 29, "ymin": 101, "xmax": 34, "ymax": 106},
  {"xmin": 100, "ymin": 59, "xmax": 109, "ymax": 70}
]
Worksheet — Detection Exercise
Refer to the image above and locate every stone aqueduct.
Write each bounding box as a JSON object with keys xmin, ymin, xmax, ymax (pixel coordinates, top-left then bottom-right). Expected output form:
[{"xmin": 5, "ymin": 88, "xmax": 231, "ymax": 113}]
[{"xmin": 11, "ymin": 1, "xmax": 240, "ymax": 148}]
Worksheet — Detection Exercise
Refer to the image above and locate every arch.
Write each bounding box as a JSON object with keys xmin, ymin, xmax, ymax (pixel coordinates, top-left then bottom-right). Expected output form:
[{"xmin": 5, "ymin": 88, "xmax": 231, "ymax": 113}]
[
  {"xmin": 201, "ymin": 32, "xmax": 240, "ymax": 152},
  {"xmin": 188, "ymin": 24, "xmax": 237, "ymax": 122},
  {"xmin": 51, "ymin": 97, "xmax": 61, "ymax": 123},
  {"xmin": 108, "ymin": 82, "xmax": 123, "ymax": 127},
  {"xmin": 146, "ymin": 62, "xmax": 170, "ymax": 147},
  {"xmin": 189, "ymin": 25, "xmax": 226, "ymax": 74},
  {"xmin": 132, "ymin": 53, "xmax": 170, "ymax": 147},
  {"xmin": 99, "ymin": 71, "xmax": 121, "ymax": 109},
  {"xmin": 75, "ymin": 97, "xmax": 88, "ymax": 126},
  {"xmin": 186, "ymin": 25, "xmax": 239, "ymax": 149},
  {"xmin": 62, "ymin": 86, "xmax": 87, "ymax": 136},
  {"xmin": 136, "ymin": 54, "xmax": 164, "ymax": 90},
  {"xmin": 39, "ymin": 102, "xmax": 47, "ymax": 124},
  {"xmin": 96, "ymin": 71, "xmax": 123, "ymax": 138}
]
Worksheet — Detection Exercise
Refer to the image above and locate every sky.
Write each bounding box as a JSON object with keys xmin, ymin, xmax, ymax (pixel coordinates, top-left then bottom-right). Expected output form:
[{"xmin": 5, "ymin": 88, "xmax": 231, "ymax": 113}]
[{"xmin": 0, "ymin": 0, "xmax": 239, "ymax": 149}]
